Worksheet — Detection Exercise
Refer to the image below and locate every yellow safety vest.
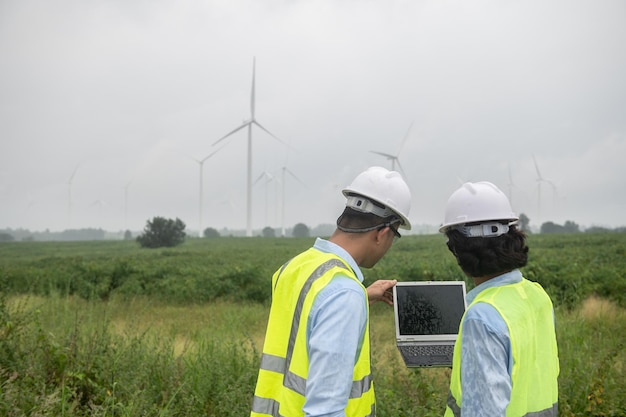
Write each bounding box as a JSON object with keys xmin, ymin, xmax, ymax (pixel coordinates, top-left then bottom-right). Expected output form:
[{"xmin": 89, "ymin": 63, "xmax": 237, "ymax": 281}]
[
  {"xmin": 445, "ymin": 278, "xmax": 559, "ymax": 417},
  {"xmin": 251, "ymin": 248, "xmax": 376, "ymax": 417}
]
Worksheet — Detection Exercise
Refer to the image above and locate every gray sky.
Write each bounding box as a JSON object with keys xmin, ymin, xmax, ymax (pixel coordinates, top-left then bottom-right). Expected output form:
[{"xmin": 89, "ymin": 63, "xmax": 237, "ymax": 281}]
[{"xmin": 1, "ymin": 0, "xmax": 625, "ymax": 234}]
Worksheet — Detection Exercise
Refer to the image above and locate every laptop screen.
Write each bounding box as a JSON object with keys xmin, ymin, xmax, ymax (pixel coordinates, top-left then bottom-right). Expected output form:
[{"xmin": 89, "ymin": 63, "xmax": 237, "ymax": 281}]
[{"xmin": 394, "ymin": 282, "xmax": 467, "ymax": 338}]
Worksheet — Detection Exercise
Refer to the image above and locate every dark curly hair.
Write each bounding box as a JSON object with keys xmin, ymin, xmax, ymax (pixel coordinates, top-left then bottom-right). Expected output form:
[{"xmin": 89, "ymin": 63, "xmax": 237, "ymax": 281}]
[{"xmin": 445, "ymin": 225, "xmax": 529, "ymax": 278}]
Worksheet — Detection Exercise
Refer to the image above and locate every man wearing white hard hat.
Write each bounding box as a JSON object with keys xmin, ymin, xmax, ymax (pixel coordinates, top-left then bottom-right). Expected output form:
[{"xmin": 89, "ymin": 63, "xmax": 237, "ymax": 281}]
[
  {"xmin": 440, "ymin": 182, "xmax": 559, "ymax": 417},
  {"xmin": 251, "ymin": 166, "xmax": 411, "ymax": 417}
]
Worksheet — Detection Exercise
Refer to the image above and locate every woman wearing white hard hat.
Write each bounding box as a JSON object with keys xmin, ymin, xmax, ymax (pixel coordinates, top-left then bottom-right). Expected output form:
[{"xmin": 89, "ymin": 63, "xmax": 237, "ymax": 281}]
[{"xmin": 441, "ymin": 182, "xmax": 559, "ymax": 417}]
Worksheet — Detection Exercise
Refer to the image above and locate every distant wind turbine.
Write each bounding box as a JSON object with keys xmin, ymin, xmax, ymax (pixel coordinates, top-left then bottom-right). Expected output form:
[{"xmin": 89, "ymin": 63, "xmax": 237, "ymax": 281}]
[
  {"xmin": 192, "ymin": 148, "xmax": 223, "ymax": 237},
  {"xmin": 217, "ymin": 198, "xmax": 239, "ymax": 212},
  {"xmin": 215, "ymin": 198, "xmax": 241, "ymax": 232},
  {"xmin": 370, "ymin": 121, "xmax": 414, "ymax": 177},
  {"xmin": 212, "ymin": 57, "xmax": 289, "ymax": 237},
  {"xmin": 254, "ymin": 171, "xmax": 275, "ymax": 228},
  {"xmin": 532, "ymin": 154, "xmax": 557, "ymax": 222},
  {"xmin": 124, "ymin": 179, "xmax": 132, "ymax": 231},
  {"xmin": 89, "ymin": 199, "xmax": 109, "ymax": 209},
  {"xmin": 67, "ymin": 164, "xmax": 79, "ymax": 229},
  {"xmin": 507, "ymin": 163, "xmax": 515, "ymax": 206},
  {"xmin": 280, "ymin": 166, "xmax": 307, "ymax": 237}
]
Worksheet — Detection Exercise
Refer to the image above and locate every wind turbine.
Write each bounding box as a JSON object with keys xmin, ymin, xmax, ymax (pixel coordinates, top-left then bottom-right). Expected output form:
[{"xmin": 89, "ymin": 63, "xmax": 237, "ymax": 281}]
[
  {"xmin": 370, "ymin": 121, "xmax": 414, "ymax": 177},
  {"xmin": 211, "ymin": 198, "xmax": 242, "ymax": 235},
  {"xmin": 532, "ymin": 154, "xmax": 557, "ymax": 222},
  {"xmin": 124, "ymin": 179, "xmax": 132, "ymax": 232},
  {"xmin": 192, "ymin": 148, "xmax": 223, "ymax": 237},
  {"xmin": 253, "ymin": 171, "xmax": 275, "ymax": 228},
  {"xmin": 280, "ymin": 166, "xmax": 306, "ymax": 237},
  {"xmin": 212, "ymin": 57, "xmax": 289, "ymax": 237},
  {"xmin": 67, "ymin": 164, "xmax": 79, "ymax": 229},
  {"xmin": 507, "ymin": 163, "xmax": 515, "ymax": 206},
  {"xmin": 88, "ymin": 199, "xmax": 110, "ymax": 226}
]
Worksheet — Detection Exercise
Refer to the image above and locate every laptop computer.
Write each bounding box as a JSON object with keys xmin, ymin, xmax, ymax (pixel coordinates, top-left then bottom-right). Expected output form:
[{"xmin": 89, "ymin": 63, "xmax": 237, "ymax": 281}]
[{"xmin": 393, "ymin": 281, "xmax": 467, "ymax": 367}]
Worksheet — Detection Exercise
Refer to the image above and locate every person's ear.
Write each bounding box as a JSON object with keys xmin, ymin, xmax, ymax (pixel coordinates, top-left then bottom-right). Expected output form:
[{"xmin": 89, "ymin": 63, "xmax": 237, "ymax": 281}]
[{"xmin": 374, "ymin": 227, "xmax": 387, "ymax": 244}]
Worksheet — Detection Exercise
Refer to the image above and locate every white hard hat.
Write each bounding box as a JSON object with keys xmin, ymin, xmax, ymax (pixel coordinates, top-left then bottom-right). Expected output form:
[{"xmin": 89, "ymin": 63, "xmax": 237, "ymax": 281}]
[
  {"xmin": 342, "ymin": 166, "xmax": 412, "ymax": 230},
  {"xmin": 439, "ymin": 181, "xmax": 518, "ymax": 234}
]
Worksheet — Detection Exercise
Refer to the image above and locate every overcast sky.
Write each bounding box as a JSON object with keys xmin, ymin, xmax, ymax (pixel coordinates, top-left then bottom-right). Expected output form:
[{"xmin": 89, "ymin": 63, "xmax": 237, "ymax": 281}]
[{"xmin": 1, "ymin": 0, "xmax": 625, "ymax": 235}]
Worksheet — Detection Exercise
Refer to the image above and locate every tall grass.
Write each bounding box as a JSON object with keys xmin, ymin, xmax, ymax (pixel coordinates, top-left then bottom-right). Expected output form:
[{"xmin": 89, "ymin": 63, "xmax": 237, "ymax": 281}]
[
  {"xmin": 1, "ymin": 294, "xmax": 624, "ymax": 416},
  {"xmin": 1, "ymin": 234, "xmax": 625, "ymax": 415},
  {"xmin": 0, "ymin": 295, "xmax": 265, "ymax": 416},
  {"xmin": 556, "ymin": 297, "xmax": 626, "ymax": 417}
]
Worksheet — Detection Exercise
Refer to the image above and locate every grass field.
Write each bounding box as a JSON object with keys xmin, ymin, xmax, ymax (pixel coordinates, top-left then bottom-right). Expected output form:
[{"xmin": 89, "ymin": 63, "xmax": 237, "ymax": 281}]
[{"xmin": 1, "ymin": 233, "xmax": 625, "ymax": 416}]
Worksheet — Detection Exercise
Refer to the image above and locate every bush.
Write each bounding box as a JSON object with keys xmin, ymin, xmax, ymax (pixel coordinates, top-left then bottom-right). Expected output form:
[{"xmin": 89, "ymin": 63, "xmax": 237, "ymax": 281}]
[
  {"xmin": 262, "ymin": 227, "xmax": 275, "ymax": 238},
  {"xmin": 203, "ymin": 227, "xmax": 220, "ymax": 238},
  {"xmin": 292, "ymin": 223, "xmax": 310, "ymax": 238},
  {"xmin": 0, "ymin": 232, "xmax": 15, "ymax": 242},
  {"xmin": 137, "ymin": 217, "xmax": 186, "ymax": 248}
]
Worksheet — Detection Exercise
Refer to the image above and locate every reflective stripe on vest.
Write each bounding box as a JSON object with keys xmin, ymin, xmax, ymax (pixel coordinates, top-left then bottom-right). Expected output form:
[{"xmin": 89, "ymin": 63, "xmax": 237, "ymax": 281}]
[
  {"xmin": 256, "ymin": 352, "xmax": 373, "ymax": 398},
  {"xmin": 251, "ymin": 253, "xmax": 375, "ymax": 417},
  {"xmin": 252, "ymin": 392, "xmax": 376, "ymax": 417},
  {"xmin": 445, "ymin": 279, "xmax": 558, "ymax": 417},
  {"xmin": 446, "ymin": 395, "xmax": 557, "ymax": 417}
]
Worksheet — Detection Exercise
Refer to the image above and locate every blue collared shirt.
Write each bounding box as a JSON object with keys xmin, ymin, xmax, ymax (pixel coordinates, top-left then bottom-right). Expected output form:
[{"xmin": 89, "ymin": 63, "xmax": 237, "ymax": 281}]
[
  {"xmin": 459, "ymin": 269, "xmax": 522, "ymax": 416},
  {"xmin": 303, "ymin": 238, "xmax": 368, "ymax": 417}
]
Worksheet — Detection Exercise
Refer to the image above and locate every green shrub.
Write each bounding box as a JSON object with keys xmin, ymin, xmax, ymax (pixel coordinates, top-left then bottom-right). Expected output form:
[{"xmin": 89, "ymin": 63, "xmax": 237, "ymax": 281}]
[{"xmin": 137, "ymin": 217, "xmax": 186, "ymax": 248}]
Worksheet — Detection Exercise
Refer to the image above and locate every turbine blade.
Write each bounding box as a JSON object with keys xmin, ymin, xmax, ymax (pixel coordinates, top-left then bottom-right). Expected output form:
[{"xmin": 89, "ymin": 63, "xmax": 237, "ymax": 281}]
[
  {"xmin": 68, "ymin": 164, "xmax": 80, "ymax": 183},
  {"xmin": 252, "ymin": 121, "xmax": 291, "ymax": 148},
  {"xmin": 254, "ymin": 171, "xmax": 273, "ymax": 185},
  {"xmin": 370, "ymin": 150, "xmax": 395, "ymax": 159},
  {"xmin": 201, "ymin": 144, "xmax": 227, "ymax": 163},
  {"xmin": 398, "ymin": 120, "xmax": 414, "ymax": 154},
  {"xmin": 212, "ymin": 122, "xmax": 250, "ymax": 146},
  {"xmin": 546, "ymin": 179, "xmax": 557, "ymax": 193},
  {"xmin": 251, "ymin": 57, "xmax": 256, "ymax": 119},
  {"xmin": 395, "ymin": 159, "xmax": 407, "ymax": 177},
  {"xmin": 286, "ymin": 168, "xmax": 307, "ymax": 187},
  {"xmin": 532, "ymin": 154, "xmax": 543, "ymax": 179},
  {"xmin": 253, "ymin": 172, "xmax": 266, "ymax": 185}
]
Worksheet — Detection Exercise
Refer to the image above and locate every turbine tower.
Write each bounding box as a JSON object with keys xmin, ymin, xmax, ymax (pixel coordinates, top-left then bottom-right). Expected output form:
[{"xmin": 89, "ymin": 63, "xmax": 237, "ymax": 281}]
[
  {"xmin": 370, "ymin": 120, "xmax": 414, "ymax": 177},
  {"xmin": 192, "ymin": 148, "xmax": 222, "ymax": 237},
  {"xmin": 213, "ymin": 57, "xmax": 288, "ymax": 237}
]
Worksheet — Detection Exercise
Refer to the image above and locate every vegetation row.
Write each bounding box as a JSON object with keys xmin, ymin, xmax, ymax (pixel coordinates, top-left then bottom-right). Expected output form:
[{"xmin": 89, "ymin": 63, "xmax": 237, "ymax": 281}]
[{"xmin": 1, "ymin": 233, "xmax": 625, "ymax": 309}]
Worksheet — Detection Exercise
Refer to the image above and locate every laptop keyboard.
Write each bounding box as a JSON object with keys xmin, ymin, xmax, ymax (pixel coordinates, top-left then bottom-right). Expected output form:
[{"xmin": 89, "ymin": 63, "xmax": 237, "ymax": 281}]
[{"xmin": 404, "ymin": 344, "xmax": 453, "ymax": 357}]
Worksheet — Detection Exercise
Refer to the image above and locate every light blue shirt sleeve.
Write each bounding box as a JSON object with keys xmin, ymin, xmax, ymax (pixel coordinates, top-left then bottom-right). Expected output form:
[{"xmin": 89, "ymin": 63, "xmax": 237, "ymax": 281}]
[
  {"xmin": 460, "ymin": 304, "xmax": 511, "ymax": 416},
  {"xmin": 302, "ymin": 238, "xmax": 367, "ymax": 417},
  {"xmin": 304, "ymin": 277, "xmax": 368, "ymax": 417},
  {"xmin": 460, "ymin": 270, "xmax": 520, "ymax": 417}
]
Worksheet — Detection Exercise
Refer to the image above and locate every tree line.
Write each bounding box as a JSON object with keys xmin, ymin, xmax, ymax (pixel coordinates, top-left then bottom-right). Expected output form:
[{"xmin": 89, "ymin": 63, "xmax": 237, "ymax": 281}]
[{"xmin": 2, "ymin": 215, "xmax": 624, "ymax": 244}]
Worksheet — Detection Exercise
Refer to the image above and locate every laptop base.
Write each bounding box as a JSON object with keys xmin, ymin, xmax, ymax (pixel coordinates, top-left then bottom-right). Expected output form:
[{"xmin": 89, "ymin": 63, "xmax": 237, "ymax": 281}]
[{"xmin": 397, "ymin": 343, "xmax": 454, "ymax": 367}]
